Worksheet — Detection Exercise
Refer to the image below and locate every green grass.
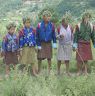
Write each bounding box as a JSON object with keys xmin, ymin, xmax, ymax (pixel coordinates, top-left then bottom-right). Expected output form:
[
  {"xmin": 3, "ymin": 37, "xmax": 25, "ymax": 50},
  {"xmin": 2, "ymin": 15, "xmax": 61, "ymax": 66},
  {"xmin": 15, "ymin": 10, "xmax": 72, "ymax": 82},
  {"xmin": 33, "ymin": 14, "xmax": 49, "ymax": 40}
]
[
  {"xmin": 0, "ymin": 68, "xmax": 95, "ymax": 96},
  {"xmin": 0, "ymin": 0, "xmax": 95, "ymax": 95},
  {"xmin": 0, "ymin": 48, "xmax": 95, "ymax": 96}
]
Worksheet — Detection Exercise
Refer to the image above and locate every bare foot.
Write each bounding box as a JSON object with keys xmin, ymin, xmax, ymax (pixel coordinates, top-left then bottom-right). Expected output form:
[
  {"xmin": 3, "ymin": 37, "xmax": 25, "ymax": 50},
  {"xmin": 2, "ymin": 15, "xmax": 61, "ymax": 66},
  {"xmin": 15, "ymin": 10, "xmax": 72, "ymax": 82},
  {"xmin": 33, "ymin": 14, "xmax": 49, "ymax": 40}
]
[
  {"xmin": 5, "ymin": 74, "xmax": 9, "ymax": 78},
  {"xmin": 83, "ymin": 72, "xmax": 89, "ymax": 76},
  {"xmin": 66, "ymin": 72, "xmax": 71, "ymax": 77},
  {"xmin": 76, "ymin": 72, "xmax": 82, "ymax": 76},
  {"xmin": 57, "ymin": 71, "xmax": 61, "ymax": 76}
]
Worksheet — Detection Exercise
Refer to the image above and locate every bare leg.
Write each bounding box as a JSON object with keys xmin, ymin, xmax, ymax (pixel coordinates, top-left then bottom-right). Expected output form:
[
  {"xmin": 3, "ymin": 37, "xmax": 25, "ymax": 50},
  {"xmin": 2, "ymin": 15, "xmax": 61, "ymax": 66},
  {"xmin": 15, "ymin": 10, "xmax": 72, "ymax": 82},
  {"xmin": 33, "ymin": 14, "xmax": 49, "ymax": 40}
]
[
  {"xmin": 13, "ymin": 64, "xmax": 16, "ymax": 70},
  {"xmin": 83, "ymin": 61, "xmax": 88, "ymax": 75},
  {"xmin": 38, "ymin": 59, "xmax": 42, "ymax": 73},
  {"xmin": 77, "ymin": 61, "xmax": 82, "ymax": 76},
  {"xmin": 13, "ymin": 64, "xmax": 17, "ymax": 79},
  {"xmin": 57, "ymin": 60, "xmax": 61, "ymax": 75},
  {"xmin": 47, "ymin": 59, "xmax": 51, "ymax": 74},
  {"xmin": 65, "ymin": 60, "xmax": 70, "ymax": 76},
  {"xmin": 32, "ymin": 64, "xmax": 38, "ymax": 76},
  {"xmin": 5, "ymin": 65, "xmax": 10, "ymax": 76}
]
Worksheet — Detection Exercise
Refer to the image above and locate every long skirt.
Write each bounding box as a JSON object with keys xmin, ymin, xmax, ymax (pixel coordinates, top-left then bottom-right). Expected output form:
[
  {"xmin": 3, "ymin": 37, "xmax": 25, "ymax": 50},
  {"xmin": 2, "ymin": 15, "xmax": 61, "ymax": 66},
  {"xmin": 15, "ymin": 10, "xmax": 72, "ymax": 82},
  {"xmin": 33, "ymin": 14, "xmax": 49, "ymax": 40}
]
[
  {"xmin": 4, "ymin": 51, "xmax": 18, "ymax": 65},
  {"xmin": 37, "ymin": 42, "xmax": 52, "ymax": 60},
  {"xmin": 57, "ymin": 42, "xmax": 72, "ymax": 61},
  {"xmin": 19, "ymin": 47, "xmax": 37, "ymax": 65},
  {"xmin": 76, "ymin": 40, "xmax": 93, "ymax": 62}
]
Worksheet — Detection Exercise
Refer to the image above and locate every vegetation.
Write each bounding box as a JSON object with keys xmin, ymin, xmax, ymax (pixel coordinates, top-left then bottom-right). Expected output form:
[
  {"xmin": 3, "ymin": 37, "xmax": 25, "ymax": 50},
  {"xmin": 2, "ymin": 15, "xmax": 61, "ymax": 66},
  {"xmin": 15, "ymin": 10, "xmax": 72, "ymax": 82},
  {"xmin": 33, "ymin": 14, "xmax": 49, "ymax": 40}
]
[{"xmin": 0, "ymin": 0, "xmax": 95, "ymax": 96}]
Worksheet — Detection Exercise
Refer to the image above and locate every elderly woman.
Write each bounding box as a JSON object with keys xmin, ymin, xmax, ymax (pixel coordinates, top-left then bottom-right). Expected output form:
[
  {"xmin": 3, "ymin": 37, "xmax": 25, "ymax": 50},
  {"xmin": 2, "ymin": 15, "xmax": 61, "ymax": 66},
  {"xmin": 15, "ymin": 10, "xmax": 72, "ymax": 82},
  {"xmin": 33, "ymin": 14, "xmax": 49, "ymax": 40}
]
[
  {"xmin": 57, "ymin": 15, "xmax": 73, "ymax": 76},
  {"xmin": 73, "ymin": 12, "xmax": 95, "ymax": 76}
]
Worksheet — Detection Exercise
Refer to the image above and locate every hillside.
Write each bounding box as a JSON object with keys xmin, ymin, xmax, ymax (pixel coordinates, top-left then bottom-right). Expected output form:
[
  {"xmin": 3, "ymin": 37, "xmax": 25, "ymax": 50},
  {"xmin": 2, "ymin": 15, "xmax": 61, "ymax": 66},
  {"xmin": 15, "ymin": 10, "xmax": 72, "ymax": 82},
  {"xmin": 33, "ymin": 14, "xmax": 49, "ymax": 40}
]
[
  {"xmin": 56, "ymin": 0, "xmax": 95, "ymax": 17},
  {"xmin": 0, "ymin": 0, "xmax": 95, "ymax": 19},
  {"xmin": 0, "ymin": 0, "xmax": 95, "ymax": 27}
]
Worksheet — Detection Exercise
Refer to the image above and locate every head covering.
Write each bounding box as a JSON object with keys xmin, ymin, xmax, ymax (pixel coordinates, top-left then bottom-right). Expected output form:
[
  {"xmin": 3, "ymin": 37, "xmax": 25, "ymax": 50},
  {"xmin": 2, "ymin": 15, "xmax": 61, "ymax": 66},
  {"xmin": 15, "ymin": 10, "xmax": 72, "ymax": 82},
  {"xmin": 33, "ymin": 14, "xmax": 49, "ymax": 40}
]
[
  {"xmin": 62, "ymin": 11, "xmax": 72, "ymax": 23},
  {"xmin": 82, "ymin": 11, "xmax": 91, "ymax": 20},
  {"xmin": 23, "ymin": 17, "xmax": 31, "ymax": 24},
  {"xmin": 42, "ymin": 10, "xmax": 52, "ymax": 17},
  {"xmin": 6, "ymin": 22, "xmax": 16, "ymax": 30}
]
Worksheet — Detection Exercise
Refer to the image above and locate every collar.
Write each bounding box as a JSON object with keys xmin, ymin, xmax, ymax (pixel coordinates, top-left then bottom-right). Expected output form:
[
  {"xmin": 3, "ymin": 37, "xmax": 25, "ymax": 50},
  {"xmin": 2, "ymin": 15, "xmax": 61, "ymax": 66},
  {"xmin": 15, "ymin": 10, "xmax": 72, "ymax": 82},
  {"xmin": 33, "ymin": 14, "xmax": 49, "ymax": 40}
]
[{"xmin": 62, "ymin": 23, "xmax": 68, "ymax": 29}]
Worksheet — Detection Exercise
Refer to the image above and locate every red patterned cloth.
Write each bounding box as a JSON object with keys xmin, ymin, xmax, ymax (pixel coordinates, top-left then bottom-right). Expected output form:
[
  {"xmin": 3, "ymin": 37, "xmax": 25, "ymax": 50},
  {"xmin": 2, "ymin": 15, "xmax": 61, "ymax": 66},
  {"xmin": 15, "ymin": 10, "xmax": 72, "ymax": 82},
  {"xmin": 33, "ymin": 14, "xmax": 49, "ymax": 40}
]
[
  {"xmin": 4, "ymin": 51, "xmax": 18, "ymax": 65},
  {"xmin": 37, "ymin": 42, "xmax": 52, "ymax": 60},
  {"xmin": 76, "ymin": 40, "xmax": 93, "ymax": 61}
]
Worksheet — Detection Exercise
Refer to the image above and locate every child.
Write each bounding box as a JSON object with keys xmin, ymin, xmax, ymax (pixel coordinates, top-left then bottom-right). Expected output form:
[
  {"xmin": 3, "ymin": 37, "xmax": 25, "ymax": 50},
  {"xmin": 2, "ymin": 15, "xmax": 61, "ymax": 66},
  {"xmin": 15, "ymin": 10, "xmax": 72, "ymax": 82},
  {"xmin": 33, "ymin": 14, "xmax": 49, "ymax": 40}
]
[
  {"xmin": 36, "ymin": 10, "xmax": 57, "ymax": 74},
  {"xmin": 1, "ymin": 23, "xmax": 19, "ymax": 76},
  {"xmin": 19, "ymin": 17, "xmax": 38, "ymax": 76},
  {"xmin": 73, "ymin": 12, "xmax": 95, "ymax": 76},
  {"xmin": 57, "ymin": 15, "xmax": 73, "ymax": 76}
]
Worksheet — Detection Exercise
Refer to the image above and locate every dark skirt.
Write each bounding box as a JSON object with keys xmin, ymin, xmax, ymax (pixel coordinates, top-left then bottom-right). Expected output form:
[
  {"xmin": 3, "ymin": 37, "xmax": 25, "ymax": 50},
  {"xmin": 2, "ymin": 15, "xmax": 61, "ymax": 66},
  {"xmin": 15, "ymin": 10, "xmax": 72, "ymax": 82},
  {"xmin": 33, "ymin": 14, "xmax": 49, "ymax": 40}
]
[
  {"xmin": 76, "ymin": 40, "xmax": 93, "ymax": 62},
  {"xmin": 4, "ymin": 51, "xmax": 18, "ymax": 65},
  {"xmin": 37, "ymin": 42, "xmax": 52, "ymax": 60}
]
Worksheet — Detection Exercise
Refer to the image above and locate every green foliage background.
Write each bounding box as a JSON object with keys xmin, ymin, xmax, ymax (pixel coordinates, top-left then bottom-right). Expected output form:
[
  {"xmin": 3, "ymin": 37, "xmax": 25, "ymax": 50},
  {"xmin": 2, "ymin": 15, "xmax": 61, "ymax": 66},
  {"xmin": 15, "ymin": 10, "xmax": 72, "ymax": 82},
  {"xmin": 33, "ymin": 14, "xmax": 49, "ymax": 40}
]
[
  {"xmin": 0, "ymin": 0, "xmax": 95, "ymax": 36},
  {"xmin": 0, "ymin": 0, "xmax": 95, "ymax": 96}
]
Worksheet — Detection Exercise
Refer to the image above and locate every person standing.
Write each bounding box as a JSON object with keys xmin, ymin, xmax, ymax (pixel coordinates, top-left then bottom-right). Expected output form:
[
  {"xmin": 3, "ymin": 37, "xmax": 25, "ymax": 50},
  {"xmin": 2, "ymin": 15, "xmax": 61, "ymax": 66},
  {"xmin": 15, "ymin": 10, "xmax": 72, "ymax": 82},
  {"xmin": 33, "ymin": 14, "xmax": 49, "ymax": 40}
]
[
  {"xmin": 1, "ymin": 23, "xmax": 19, "ymax": 76},
  {"xmin": 19, "ymin": 17, "xmax": 38, "ymax": 76},
  {"xmin": 57, "ymin": 15, "xmax": 73, "ymax": 76},
  {"xmin": 36, "ymin": 10, "xmax": 57, "ymax": 74},
  {"xmin": 73, "ymin": 12, "xmax": 95, "ymax": 76}
]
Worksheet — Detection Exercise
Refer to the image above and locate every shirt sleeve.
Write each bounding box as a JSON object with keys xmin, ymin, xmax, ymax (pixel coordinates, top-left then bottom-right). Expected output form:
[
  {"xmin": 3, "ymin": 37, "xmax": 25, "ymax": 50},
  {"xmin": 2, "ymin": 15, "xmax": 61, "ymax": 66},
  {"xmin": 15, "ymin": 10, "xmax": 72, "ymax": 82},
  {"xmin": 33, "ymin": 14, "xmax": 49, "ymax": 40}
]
[
  {"xmin": 32, "ymin": 28, "xmax": 36, "ymax": 45},
  {"xmin": 2, "ymin": 36, "xmax": 7, "ymax": 52},
  {"xmin": 18, "ymin": 29, "xmax": 24, "ymax": 48},
  {"xmin": 91, "ymin": 25, "xmax": 95, "ymax": 45},
  {"xmin": 56, "ymin": 27, "xmax": 61, "ymax": 39},
  {"xmin": 52, "ymin": 24, "xmax": 56, "ymax": 43},
  {"xmin": 36, "ymin": 24, "xmax": 41, "ymax": 46},
  {"xmin": 73, "ymin": 25, "xmax": 79, "ymax": 44}
]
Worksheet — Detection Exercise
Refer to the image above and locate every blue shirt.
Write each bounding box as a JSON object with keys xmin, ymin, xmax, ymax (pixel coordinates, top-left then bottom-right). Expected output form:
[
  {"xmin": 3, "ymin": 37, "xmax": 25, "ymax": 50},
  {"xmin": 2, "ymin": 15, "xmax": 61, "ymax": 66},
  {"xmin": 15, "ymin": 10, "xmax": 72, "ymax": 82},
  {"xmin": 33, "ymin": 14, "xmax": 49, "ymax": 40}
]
[
  {"xmin": 36, "ymin": 21, "xmax": 56, "ymax": 46},
  {"xmin": 2, "ymin": 33, "xmax": 19, "ymax": 52},
  {"xmin": 19, "ymin": 27, "xmax": 36, "ymax": 48}
]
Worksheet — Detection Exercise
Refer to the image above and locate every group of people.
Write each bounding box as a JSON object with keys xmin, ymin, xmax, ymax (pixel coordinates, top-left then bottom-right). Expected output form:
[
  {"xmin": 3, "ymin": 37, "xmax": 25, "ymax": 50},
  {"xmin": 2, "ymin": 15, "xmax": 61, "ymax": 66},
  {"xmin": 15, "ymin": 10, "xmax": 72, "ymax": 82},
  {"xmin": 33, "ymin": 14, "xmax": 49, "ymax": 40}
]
[{"xmin": 1, "ymin": 10, "xmax": 95, "ymax": 77}]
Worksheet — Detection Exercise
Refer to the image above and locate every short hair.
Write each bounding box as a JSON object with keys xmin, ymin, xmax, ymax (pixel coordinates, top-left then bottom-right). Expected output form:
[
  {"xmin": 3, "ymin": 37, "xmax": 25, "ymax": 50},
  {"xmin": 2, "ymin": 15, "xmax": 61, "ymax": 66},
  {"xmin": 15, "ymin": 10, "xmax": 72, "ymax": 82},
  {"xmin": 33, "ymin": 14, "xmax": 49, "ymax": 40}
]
[
  {"xmin": 6, "ymin": 22, "xmax": 16, "ymax": 30},
  {"xmin": 42, "ymin": 10, "xmax": 52, "ymax": 17},
  {"xmin": 23, "ymin": 17, "xmax": 31, "ymax": 24},
  {"xmin": 82, "ymin": 12, "xmax": 92, "ymax": 20}
]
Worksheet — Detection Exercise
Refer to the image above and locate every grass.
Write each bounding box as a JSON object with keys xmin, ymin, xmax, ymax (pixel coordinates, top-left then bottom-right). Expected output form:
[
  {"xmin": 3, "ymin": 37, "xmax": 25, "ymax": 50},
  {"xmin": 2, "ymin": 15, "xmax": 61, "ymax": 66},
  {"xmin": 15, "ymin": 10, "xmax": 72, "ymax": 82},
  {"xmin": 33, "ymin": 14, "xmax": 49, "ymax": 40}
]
[
  {"xmin": 0, "ymin": 68, "xmax": 95, "ymax": 96},
  {"xmin": 0, "ymin": 18, "xmax": 95, "ymax": 96},
  {"xmin": 0, "ymin": 48, "xmax": 95, "ymax": 96}
]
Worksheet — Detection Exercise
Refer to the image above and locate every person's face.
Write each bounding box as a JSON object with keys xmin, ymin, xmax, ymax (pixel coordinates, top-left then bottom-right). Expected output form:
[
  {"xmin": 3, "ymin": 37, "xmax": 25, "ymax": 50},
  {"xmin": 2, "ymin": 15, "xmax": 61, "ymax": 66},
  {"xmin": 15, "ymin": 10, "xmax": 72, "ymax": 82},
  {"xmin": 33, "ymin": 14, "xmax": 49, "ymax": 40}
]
[
  {"xmin": 83, "ymin": 16, "xmax": 90, "ymax": 23},
  {"xmin": 9, "ymin": 27, "xmax": 16, "ymax": 34},
  {"xmin": 62, "ymin": 19, "xmax": 68, "ymax": 25},
  {"xmin": 24, "ymin": 21, "xmax": 31, "ymax": 28},
  {"xmin": 43, "ymin": 15, "xmax": 51, "ymax": 22}
]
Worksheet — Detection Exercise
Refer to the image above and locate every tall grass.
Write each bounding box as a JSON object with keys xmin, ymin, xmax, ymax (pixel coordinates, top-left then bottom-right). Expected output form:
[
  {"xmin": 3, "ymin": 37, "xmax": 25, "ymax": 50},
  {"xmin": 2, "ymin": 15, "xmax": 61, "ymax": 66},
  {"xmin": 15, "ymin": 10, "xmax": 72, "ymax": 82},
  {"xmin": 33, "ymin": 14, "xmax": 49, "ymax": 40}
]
[{"xmin": 0, "ymin": 66, "xmax": 95, "ymax": 96}]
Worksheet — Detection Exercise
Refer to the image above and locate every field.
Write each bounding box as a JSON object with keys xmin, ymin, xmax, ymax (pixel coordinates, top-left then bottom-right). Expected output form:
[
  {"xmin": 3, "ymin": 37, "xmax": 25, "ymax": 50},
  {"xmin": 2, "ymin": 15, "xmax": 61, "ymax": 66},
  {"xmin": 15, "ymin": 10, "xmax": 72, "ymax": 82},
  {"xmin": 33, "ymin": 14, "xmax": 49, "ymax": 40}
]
[
  {"xmin": 0, "ymin": 47, "xmax": 95, "ymax": 96},
  {"xmin": 0, "ymin": 0, "xmax": 95, "ymax": 96}
]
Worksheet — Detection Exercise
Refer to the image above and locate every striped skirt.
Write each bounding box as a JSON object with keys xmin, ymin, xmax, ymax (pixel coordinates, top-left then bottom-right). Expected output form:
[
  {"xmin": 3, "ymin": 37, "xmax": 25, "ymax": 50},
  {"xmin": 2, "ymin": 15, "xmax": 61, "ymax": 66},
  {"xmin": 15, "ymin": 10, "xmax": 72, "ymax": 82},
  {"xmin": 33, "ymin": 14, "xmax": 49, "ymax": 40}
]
[
  {"xmin": 37, "ymin": 42, "xmax": 52, "ymax": 60},
  {"xmin": 76, "ymin": 40, "xmax": 93, "ymax": 62},
  {"xmin": 57, "ymin": 42, "xmax": 72, "ymax": 61},
  {"xmin": 4, "ymin": 51, "xmax": 18, "ymax": 65}
]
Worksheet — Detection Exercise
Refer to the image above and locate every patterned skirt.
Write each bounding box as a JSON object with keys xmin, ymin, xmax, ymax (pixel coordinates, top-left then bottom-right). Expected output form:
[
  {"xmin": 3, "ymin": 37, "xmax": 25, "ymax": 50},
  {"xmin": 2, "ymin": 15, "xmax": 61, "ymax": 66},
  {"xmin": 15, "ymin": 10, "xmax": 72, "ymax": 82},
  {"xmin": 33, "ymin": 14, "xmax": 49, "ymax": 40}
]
[
  {"xmin": 4, "ymin": 51, "xmax": 18, "ymax": 65},
  {"xmin": 37, "ymin": 42, "xmax": 52, "ymax": 60},
  {"xmin": 76, "ymin": 40, "xmax": 93, "ymax": 62},
  {"xmin": 57, "ymin": 42, "xmax": 72, "ymax": 61},
  {"xmin": 19, "ymin": 47, "xmax": 37, "ymax": 65}
]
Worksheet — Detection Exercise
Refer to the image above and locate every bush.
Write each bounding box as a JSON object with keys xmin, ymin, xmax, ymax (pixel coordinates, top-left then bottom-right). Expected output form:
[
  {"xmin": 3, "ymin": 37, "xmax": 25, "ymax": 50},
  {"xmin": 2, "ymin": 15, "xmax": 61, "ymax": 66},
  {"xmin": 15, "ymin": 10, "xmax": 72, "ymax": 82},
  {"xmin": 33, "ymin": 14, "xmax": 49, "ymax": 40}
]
[{"xmin": 0, "ymin": 68, "xmax": 95, "ymax": 96}]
